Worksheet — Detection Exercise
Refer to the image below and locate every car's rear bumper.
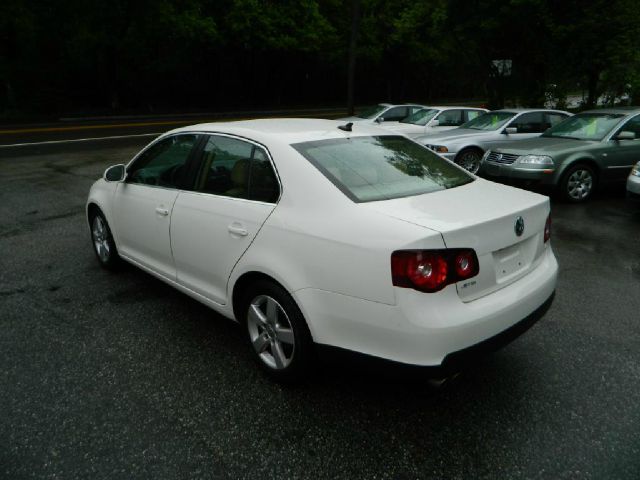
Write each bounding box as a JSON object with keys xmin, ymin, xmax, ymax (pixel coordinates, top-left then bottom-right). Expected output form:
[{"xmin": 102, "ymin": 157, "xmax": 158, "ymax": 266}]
[{"xmin": 295, "ymin": 247, "xmax": 558, "ymax": 367}]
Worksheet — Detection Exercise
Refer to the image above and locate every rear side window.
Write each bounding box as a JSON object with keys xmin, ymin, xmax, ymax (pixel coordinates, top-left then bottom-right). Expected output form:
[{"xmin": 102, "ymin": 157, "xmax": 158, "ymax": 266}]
[
  {"xmin": 293, "ymin": 136, "xmax": 474, "ymax": 203},
  {"xmin": 465, "ymin": 110, "xmax": 483, "ymax": 121},
  {"xmin": 195, "ymin": 135, "xmax": 279, "ymax": 203},
  {"xmin": 509, "ymin": 112, "xmax": 546, "ymax": 133},
  {"xmin": 382, "ymin": 107, "xmax": 409, "ymax": 121},
  {"xmin": 435, "ymin": 109, "xmax": 463, "ymax": 126}
]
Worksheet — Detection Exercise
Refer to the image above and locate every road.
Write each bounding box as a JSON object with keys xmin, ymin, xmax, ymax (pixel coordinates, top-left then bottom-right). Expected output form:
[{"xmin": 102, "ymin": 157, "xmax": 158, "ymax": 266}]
[{"xmin": 1, "ymin": 136, "xmax": 639, "ymax": 479}]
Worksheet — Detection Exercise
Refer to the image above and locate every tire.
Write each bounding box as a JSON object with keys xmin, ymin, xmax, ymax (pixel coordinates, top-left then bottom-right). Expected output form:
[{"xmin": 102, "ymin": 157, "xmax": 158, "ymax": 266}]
[
  {"xmin": 89, "ymin": 209, "xmax": 121, "ymax": 270},
  {"xmin": 455, "ymin": 148, "xmax": 483, "ymax": 174},
  {"xmin": 241, "ymin": 280, "xmax": 314, "ymax": 383},
  {"xmin": 559, "ymin": 163, "xmax": 597, "ymax": 203}
]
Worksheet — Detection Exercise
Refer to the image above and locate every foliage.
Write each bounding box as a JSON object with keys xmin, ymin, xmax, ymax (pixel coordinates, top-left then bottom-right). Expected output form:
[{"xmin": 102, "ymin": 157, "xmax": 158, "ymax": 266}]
[{"xmin": 1, "ymin": 0, "xmax": 640, "ymax": 115}]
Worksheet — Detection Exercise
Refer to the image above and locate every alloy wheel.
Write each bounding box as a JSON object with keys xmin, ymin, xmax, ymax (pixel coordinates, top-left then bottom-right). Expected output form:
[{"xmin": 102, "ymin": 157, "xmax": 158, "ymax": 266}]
[
  {"xmin": 566, "ymin": 169, "xmax": 593, "ymax": 200},
  {"xmin": 92, "ymin": 216, "xmax": 111, "ymax": 263},
  {"xmin": 457, "ymin": 150, "xmax": 482, "ymax": 173},
  {"xmin": 247, "ymin": 295, "xmax": 296, "ymax": 370}
]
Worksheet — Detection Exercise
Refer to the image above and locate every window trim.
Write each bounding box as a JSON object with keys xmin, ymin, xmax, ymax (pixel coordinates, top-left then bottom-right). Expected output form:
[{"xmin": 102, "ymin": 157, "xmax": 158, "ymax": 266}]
[{"xmin": 185, "ymin": 132, "xmax": 283, "ymax": 205}]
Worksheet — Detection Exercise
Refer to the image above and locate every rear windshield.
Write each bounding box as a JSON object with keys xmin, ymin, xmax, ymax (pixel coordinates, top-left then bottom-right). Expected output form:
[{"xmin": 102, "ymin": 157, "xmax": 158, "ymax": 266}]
[{"xmin": 292, "ymin": 136, "xmax": 474, "ymax": 203}]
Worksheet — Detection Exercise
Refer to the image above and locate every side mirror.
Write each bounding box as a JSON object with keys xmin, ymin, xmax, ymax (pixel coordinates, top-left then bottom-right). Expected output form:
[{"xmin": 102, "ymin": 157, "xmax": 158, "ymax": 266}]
[
  {"xmin": 430, "ymin": 119, "xmax": 440, "ymax": 127},
  {"xmin": 615, "ymin": 131, "xmax": 635, "ymax": 141},
  {"xmin": 104, "ymin": 164, "xmax": 126, "ymax": 182},
  {"xmin": 503, "ymin": 127, "xmax": 518, "ymax": 135},
  {"xmin": 375, "ymin": 116, "xmax": 385, "ymax": 123}
]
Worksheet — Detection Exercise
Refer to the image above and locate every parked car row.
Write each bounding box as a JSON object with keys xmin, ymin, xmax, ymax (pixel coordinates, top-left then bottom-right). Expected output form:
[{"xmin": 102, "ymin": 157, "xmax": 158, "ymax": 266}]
[{"xmin": 352, "ymin": 103, "xmax": 640, "ymax": 203}]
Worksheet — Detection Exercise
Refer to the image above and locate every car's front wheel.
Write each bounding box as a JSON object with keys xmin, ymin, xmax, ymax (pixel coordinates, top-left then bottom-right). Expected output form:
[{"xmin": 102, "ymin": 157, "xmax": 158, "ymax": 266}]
[
  {"xmin": 560, "ymin": 163, "xmax": 596, "ymax": 203},
  {"xmin": 90, "ymin": 209, "xmax": 121, "ymax": 270},
  {"xmin": 242, "ymin": 280, "xmax": 314, "ymax": 383},
  {"xmin": 455, "ymin": 148, "xmax": 483, "ymax": 174}
]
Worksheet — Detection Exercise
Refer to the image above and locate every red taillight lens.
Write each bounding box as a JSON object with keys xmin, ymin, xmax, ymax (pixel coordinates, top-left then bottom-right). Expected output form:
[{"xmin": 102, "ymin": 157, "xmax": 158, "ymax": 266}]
[
  {"xmin": 391, "ymin": 249, "xmax": 479, "ymax": 293},
  {"xmin": 544, "ymin": 214, "xmax": 551, "ymax": 243},
  {"xmin": 455, "ymin": 251, "xmax": 476, "ymax": 278}
]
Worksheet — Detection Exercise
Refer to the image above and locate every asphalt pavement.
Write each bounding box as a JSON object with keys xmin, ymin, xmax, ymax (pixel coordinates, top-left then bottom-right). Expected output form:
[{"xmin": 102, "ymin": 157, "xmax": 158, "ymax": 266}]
[{"xmin": 1, "ymin": 136, "xmax": 639, "ymax": 479}]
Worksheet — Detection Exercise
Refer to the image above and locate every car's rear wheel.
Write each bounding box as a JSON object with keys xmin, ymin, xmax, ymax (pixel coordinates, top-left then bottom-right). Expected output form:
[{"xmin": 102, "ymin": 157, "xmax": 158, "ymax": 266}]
[
  {"xmin": 90, "ymin": 210, "xmax": 121, "ymax": 270},
  {"xmin": 242, "ymin": 280, "xmax": 314, "ymax": 383},
  {"xmin": 455, "ymin": 148, "xmax": 483, "ymax": 174},
  {"xmin": 560, "ymin": 163, "xmax": 596, "ymax": 202}
]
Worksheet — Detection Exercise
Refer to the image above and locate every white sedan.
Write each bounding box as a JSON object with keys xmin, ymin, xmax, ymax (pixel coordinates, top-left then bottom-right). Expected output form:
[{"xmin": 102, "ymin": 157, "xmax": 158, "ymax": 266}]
[
  {"xmin": 87, "ymin": 119, "xmax": 558, "ymax": 382},
  {"xmin": 382, "ymin": 106, "xmax": 488, "ymax": 138}
]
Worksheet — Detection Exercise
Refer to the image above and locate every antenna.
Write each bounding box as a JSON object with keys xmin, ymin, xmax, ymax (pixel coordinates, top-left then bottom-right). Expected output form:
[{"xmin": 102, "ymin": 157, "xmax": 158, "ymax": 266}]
[{"xmin": 338, "ymin": 122, "xmax": 353, "ymax": 132}]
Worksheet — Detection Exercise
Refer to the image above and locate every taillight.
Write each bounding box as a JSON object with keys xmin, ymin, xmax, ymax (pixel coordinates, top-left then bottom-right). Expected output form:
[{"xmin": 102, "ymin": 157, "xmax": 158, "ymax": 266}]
[
  {"xmin": 391, "ymin": 249, "xmax": 479, "ymax": 293},
  {"xmin": 544, "ymin": 214, "xmax": 551, "ymax": 243}
]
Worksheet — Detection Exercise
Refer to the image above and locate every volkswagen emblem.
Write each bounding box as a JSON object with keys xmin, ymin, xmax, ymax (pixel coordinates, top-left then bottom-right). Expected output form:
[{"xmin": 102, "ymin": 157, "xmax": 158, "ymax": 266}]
[{"xmin": 514, "ymin": 216, "xmax": 525, "ymax": 236}]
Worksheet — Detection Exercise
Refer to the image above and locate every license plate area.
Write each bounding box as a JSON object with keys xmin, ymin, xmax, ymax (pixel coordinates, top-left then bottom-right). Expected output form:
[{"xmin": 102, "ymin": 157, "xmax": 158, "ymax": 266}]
[{"xmin": 492, "ymin": 236, "xmax": 536, "ymax": 283}]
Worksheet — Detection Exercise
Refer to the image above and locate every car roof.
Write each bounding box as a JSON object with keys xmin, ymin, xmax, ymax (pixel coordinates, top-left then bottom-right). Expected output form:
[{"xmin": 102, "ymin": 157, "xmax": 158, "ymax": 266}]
[
  {"xmin": 580, "ymin": 107, "xmax": 640, "ymax": 116},
  {"xmin": 491, "ymin": 108, "xmax": 570, "ymax": 114},
  {"xmin": 170, "ymin": 118, "xmax": 395, "ymax": 145},
  {"xmin": 427, "ymin": 106, "xmax": 487, "ymax": 110}
]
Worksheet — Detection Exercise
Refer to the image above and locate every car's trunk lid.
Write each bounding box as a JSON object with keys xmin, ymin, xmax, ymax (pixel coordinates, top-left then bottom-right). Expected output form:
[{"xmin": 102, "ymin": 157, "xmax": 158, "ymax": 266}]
[{"xmin": 362, "ymin": 179, "xmax": 550, "ymax": 301}]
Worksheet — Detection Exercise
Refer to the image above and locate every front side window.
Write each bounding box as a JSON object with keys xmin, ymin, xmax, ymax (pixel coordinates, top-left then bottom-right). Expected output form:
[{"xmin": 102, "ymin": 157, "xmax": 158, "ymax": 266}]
[
  {"xmin": 435, "ymin": 109, "xmax": 463, "ymax": 127},
  {"xmin": 508, "ymin": 112, "xmax": 545, "ymax": 133},
  {"xmin": 615, "ymin": 115, "xmax": 640, "ymax": 139},
  {"xmin": 127, "ymin": 134, "xmax": 199, "ymax": 188},
  {"xmin": 195, "ymin": 135, "xmax": 279, "ymax": 202},
  {"xmin": 541, "ymin": 113, "xmax": 625, "ymax": 141},
  {"xmin": 400, "ymin": 108, "xmax": 439, "ymax": 126},
  {"xmin": 293, "ymin": 136, "xmax": 474, "ymax": 203},
  {"xmin": 460, "ymin": 111, "xmax": 516, "ymax": 131}
]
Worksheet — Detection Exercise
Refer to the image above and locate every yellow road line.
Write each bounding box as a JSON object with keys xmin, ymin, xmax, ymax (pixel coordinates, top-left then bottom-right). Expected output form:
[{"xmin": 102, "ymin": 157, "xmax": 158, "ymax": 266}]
[{"xmin": 0, "ymin": 111, "xmax": 347, "ymax": 135}]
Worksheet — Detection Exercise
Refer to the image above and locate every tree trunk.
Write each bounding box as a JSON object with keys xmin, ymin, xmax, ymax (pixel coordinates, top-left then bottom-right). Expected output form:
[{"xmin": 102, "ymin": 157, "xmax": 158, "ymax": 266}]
[
  {"xmin": 346, "ymin": 0, "xmax": 361, "ymax": 115},
  {"xmin": 586, "ymin": 69, "xmax": 600, "ymax": 108}
]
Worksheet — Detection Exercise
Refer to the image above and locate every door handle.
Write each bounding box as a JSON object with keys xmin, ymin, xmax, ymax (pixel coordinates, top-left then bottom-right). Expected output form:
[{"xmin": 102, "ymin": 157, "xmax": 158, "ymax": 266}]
[
  {"xmin": 228, "ymin": 224, "xmax": 248, "ymax": 236},
  {"xmin": 155, "ymin": 207, "xmax": 169, "ymax": 216}
]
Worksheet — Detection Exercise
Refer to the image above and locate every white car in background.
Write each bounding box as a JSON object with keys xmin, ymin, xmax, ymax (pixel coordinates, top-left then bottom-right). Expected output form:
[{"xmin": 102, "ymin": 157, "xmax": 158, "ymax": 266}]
[
  {"xmin": 87, "ymin": 119, "xmax": 557, "ymax": 382},
  {"xmin": 382, "ymin": 106, "xmax": 489, "ymax": 138},
  {"xmin": 339, "ymin": 103, "xmax": 426, "ymax": 123}
]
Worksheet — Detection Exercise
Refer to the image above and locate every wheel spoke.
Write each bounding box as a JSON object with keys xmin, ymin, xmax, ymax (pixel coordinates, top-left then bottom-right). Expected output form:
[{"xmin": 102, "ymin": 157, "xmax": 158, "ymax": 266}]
[
  {"xmin": 253, "ymin": 333, "xmax": 270, "ymax": 353},
  {"xmin": 275, "ymin": 326, "xmax": 294, "ymax": 344},
  {"xmin": 266, "ymin": 298, "xmax": 278, "ymax": 325},
  {"xmin": 271, "ymin": 341, "xmax": 287, "ymax": 369},
  {"xmin": 248, "ymin": 304, "xmax": 268, "ymax": 326}
]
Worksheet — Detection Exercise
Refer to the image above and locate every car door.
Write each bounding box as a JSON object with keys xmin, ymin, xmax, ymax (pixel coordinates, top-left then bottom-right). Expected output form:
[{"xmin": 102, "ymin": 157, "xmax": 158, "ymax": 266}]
[
  {"xmin": 602, "ymin": 114, "xmax": 640, "ymax": 182},
  {"xmin": 112, "ymin": 133, "xmax": 201, "ymax": 280},
  {"xmin": 170, "ymin": 134, "xmax": 280, "ymax": 305}
]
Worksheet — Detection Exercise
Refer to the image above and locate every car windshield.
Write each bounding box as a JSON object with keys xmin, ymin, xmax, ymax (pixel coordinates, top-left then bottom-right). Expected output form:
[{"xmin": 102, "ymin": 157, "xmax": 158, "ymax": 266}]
[
  {"xmin": 292, "ymin": 135, "xmax": 474, "ymax": 203},
  {"xmin": 460, "ymin": 111, "xmax": 516, "ymax": 130},
  {"xmin": 356, "ymin": 104, "xmax": 387, "ymax": 119},
  {"xmin": 400, "ymin": 108, "xmax": 439, "ymax": 126},
  {"xmin": 541, "ymin": 113, "xmax": 625, "ymax": 141}
]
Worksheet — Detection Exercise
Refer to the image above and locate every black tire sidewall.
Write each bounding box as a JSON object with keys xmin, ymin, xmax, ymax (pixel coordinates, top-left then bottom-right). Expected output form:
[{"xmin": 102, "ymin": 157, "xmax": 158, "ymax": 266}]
[
  {"xmin": 241, "ymin": 280, "xmax": 314, "ymax": 383},
  {"xmin": 560, "ymin": 164, "xmax": 596, "ymax": 203}
]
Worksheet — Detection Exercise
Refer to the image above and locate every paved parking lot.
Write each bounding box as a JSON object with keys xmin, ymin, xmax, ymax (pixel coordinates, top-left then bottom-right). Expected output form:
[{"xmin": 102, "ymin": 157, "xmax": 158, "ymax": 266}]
[{"xmin": 1, "ymin": 138, "xmax": 639, "ymax": 479}]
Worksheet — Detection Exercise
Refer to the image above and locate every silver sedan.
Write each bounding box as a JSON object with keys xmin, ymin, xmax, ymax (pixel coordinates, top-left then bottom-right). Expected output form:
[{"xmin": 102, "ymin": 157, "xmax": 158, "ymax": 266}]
[{"xmin": 414, "ymin": 109, "xmax": 571, "ymax": 173}]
